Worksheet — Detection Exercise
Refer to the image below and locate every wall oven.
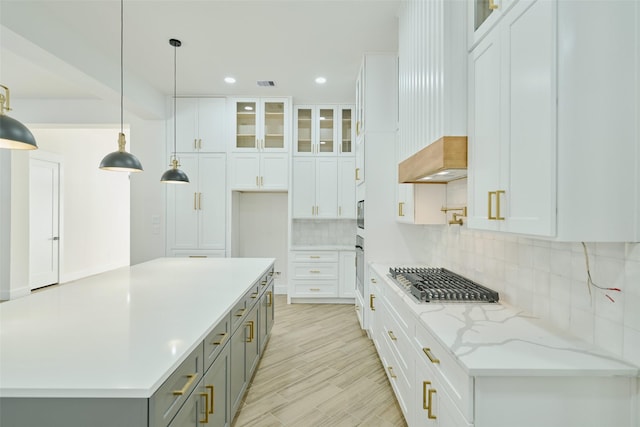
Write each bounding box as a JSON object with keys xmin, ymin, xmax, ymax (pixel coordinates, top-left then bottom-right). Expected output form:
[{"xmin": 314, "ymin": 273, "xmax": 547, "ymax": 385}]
[{"xmin": 355, "ymin": 235, "xmax": 364, "ymax": 297}]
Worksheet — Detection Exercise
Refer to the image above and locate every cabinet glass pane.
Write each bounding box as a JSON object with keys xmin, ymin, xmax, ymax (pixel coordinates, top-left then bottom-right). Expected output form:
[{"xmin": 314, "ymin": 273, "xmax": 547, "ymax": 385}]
[
  {"xmin": 318, "ymin": 108, "xmax": 334, "ymax": 153},
  {"xmin": 297, "ymin": 108, "xmax": 313, "ymax": 153},
  {"xmin": 475, "ymin": 0, "xmax": 494, "ymax": 30},
  {"xmin": 236, "ymin": 102, "xmax": 256, "ymax": 148},
  {"xmin": 341, "ymin": 108, "xmax": 352, "ymax": 153},
  {"xmin": 263, "ymin": 102, "xmax": 285, "ymax": 149}
]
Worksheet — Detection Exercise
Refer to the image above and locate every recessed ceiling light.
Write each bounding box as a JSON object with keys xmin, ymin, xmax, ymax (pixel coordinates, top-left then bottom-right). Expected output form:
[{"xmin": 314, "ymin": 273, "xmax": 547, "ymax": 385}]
[
  {"xmin": 315, "ymin": 77, "xmax": 327, "ymax": 84},
  {"xmin": 224, "ymin": 77, "xmax": 236, "ymax": 84}
]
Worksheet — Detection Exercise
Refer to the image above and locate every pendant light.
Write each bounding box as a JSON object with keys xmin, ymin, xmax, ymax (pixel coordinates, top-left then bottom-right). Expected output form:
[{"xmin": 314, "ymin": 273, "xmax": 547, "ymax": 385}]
[
  {"xmin": 160, "ymin": 38, "xmax": 189, "ymax": 184},
  {"xmin": 0, "ymin": 84, "xmax": 38, "ymax": 150},
  {"xmin": 99, "ymin": 0, "xmax": 143, "ymax": 172}
]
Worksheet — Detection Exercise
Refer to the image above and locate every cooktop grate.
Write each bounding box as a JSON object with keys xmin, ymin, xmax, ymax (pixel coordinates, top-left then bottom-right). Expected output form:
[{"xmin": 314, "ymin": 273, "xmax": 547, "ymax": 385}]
[{"xmin": 389, "ymin": 267, "xmax": 499, "ymax": 303}]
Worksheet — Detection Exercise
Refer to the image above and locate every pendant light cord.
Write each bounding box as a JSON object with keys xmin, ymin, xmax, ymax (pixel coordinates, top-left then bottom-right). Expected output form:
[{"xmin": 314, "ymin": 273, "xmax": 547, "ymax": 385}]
[{"xmin": 120, "ymin": 0, "xmax": 124, "ymax": 135}]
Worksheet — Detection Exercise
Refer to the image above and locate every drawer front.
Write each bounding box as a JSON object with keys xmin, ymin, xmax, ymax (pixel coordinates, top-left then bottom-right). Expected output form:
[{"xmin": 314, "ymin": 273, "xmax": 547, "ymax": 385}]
[
  {"xmin": 378, "ymin": 329, "xmax": 411, "ymax": 421},
  {"xmin": 292, "ymin": 280, "xmax": 338, "ymax": 297},
  {"xmin": 414, "ymin": 321, "xmax": 473, "ymax": 420},
  {"xmin": 150, "ymin": 342, "xmax": 204, "ymax": 427},
  {"xmin": 380, "ymin": 302, "xmax": 412, "ymax": 375},
  {"xmin": 291, "ymin": 251, "xmax": 339, "ymax": 263},
  {"xmin": 203, "ymin": 314, "xmax": 231, "ymax": 370},
  {"xmin": 292, "ymin": 263, "xmax": 338, "ymax": 279},
  {"xmin": 382, "ymin": 286, "xmax": 412, "ymax": 337},
  {"xmin": 230, "ymin": 296, "xmax": 248, "ymax": 332}
]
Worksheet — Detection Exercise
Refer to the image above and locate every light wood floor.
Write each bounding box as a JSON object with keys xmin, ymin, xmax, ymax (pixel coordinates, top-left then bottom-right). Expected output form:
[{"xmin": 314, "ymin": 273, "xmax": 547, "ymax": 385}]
[{"xmin": 233, "ymin": 295, "xmax": 407, "ymax": 427}]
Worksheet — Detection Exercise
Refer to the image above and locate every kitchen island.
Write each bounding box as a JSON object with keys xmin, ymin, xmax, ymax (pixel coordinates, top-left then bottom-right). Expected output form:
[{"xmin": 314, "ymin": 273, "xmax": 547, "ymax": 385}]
[
  {"xmin": 0, "ymin": 257, "xmax": 275, "ymax": 427},
  {"xmin": 368, "ymin": 263, "xmax": 639, "ymax": 427}
]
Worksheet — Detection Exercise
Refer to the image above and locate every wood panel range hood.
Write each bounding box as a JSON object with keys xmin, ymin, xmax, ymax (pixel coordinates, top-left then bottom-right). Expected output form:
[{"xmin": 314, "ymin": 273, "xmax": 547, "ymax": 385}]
[{"xmin": 398, "ymin": 136, "xmax": 467, "ymax": 183}]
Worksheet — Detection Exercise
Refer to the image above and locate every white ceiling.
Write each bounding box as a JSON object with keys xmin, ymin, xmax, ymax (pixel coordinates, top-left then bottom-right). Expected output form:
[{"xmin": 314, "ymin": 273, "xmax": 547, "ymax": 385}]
[{"xmin": 0, "ymin": 0, "xmax": 400, "ymax": 119}]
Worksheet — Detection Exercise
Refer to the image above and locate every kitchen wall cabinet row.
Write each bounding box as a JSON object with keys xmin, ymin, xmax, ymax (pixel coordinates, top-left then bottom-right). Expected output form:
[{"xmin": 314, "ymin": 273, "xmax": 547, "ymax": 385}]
[
  {"xmin": 467, "ymin": 0, "xmax": 640, "ymax": 241},
  {"xmin": 367, "ymin": 264, "xmax": 638, "ymax": 427},
  {"xmin": 288, "ymin": 250, "xmax": 355, "ymax": 301},
  {"xmin": 291, "ymin": 157, "xmax": 355, "ymax": 219},
  {"xmin": 293, "ymin": 105, "xmax": 354, "ymax": 156}
]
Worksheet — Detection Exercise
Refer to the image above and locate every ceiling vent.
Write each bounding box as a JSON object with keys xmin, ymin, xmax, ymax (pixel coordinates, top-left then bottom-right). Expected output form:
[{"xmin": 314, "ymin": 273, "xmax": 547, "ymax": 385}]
[{"xmin": 257, "ymin": 80, "xmax": 276, "ymax": 87}]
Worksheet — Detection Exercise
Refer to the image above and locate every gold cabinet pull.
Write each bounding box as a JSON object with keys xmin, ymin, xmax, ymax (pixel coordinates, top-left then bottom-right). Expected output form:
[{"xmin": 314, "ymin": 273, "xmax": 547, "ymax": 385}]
[
  {"xmin": 428, "ymin": 389, "xmax": 437, "ymax": 419},
  {"xmin": 423, "ymin": 348, "xmax": 440, "ymax": 364},
  {"xmin": 206, "ymin": 385, "xmax": 214, "ymax": 414},
  {"xmin": 398, "ymin": 202, "xmax": 405, "ymax": 217},
  {"xmin": 173, "ymin": 373, "xmax": 198, "ymax": 395},
  {"xmin": 369, "ymin": 294, "xmax": 376, "ymax": 311},
  {"xmin": 422, "ymin": 381, "xmax": 431, "ymax": 409},
  {"xmin": 310, "ymin": 269, "xmax": 321, "ymax": 273},
  {"xmin": 212, "ymin": 332, "xmax": 227, "ymax": 346},
  {"xmin": 388, "ymin": 330, "xmax": 397, "ymax": 341},
  {"xmin": 194, "ymin": 192, "xmax": 198, "ymax": 210},
  {"xmin": 310, "ymin": 288, "xmax": 321, "ymax": 291},
  {"xmin": 260, "ymin": 176, "xmax": 264, "ymax": 187},
  {"xmin": 355, "ymin": 168, "xmax": 360, "ymax": 180},
  {"xmin": 256, "ymin": 176, "xmax": 259, "ymax": 187},
  {"xmin": 496, "ymin": 190, "xmax": 505, "ymax": 220},
  {"xmin": 261, "ymin": 280, "xmax": 268, "ymax": 286},
  {"xmin": 311, "ymin": 205, "xmax": 315, "ymax": 216},
  {"xmin": 198, "ymin": 192, "xmax": 202, "ymax": 210},
  {"xmin": 310, "ymin": 255, "xmax": 320, "ymax": 259},
  {"xmin": 371, "ymin": 278, "xmax": 377, "ymax": 283},
  {"xmin": 267, "ymin": 291, "xmax": 273, "ymax": 307},
  {"xmin": 234, "ymin": 308, "xmax": 246, "ymax": 317},
  {"xmin": 387, "ymin": 366, "xmax": 397, "ymax": 379},
  {"xmin": 199, "ymin": 392, "xmax": 210, "ymax": 423},
  {"xmin": 251, "ymin": 292, "xmax": 259, "ymax": 299},
  {"xmin": 198, "ymin": 139, "xmax": 202, "ymax": 150},
  {"xmin": 488, "ymin": 191, "xmax": 496, "ymax": 220},
  {"xmin": 246, "ymin": 320, "xmax": 254, "ymax": 342},
  {"xmin": 194, "ymin": 139, "xmax": 198, "ymax": 150},
  {"xmin": 489, "ymin": 0, "xmax": 499, "ymax": 9},
  {"xmin": 356, "ymin": 121, "xmax": 361, "ymax": 135}
]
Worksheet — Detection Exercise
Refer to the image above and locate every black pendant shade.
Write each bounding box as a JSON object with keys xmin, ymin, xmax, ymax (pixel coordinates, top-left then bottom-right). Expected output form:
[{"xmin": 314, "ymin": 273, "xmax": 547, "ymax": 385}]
[
  {"xmin": 0, "ymin": 114, "xmax": 38, "ymax": 150},
  {"xmin": 0, "ymin": 84, "xmax": 38, "ymax": 150},
  {"xmin": 160, "ymin": 159, "xmax": 190, "ymax": 184}
]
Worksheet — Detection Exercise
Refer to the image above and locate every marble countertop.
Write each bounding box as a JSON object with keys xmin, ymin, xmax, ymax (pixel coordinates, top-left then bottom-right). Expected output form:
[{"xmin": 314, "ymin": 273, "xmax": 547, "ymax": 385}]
[
  {"xmin": 371, "ymin": 264, "xmax": 638, "ymax": 377},
  {"xmin": 0, "ymin": 257, "xmax": 274, "ymax": 398}
]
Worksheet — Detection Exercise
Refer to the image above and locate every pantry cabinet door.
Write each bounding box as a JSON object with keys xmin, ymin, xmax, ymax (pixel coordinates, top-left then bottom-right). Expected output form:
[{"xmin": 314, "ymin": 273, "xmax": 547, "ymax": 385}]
[
  {"xmin": 166, "ymin": 154, "xmax": 199, "ymax": 250},
  {"xmin": 315, "ymin": 158, "xmax": 338, "ymax": 218},
  {"xmin": 292, "ymin": 158, "xmax": 316, "ymax": 218}
]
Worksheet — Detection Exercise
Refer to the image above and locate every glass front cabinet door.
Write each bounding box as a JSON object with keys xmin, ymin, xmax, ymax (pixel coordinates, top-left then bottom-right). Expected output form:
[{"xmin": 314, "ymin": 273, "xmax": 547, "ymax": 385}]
[
  {"xmin": 339, "ymin": 106, "xmax": 354, "ymax": 156},
  {"xmin": 233, "ymin": 98, "xmax": 289, "ymax": 152}
]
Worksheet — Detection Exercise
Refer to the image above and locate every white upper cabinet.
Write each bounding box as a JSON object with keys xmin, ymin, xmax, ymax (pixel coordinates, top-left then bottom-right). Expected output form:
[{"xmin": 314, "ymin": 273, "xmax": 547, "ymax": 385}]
[
  {"xmin": 173, "ymin": 98, "xmax": 226, "ymax": 153},
  {"xmin": 231, "ymin": 98, "xmax": 289, "ymax": 152},
  {"xmin": 229, "ymin": 152, "xmax": 288, "ymax": 191},
  {"xmin": 291, "ymin": 157, "xmax": 338, "ymax": 219},
  {"xmin": 294, "ymin": 105, "xmax": 354, "ymax": 156},
  {"xmin": 468, "ymin": 0, "xmax": 640, "ymax": 241}
]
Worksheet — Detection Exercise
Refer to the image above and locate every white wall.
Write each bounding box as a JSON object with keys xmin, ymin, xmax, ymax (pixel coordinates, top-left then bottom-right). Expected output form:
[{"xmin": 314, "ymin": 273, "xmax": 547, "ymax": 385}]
[
  {"xmin": 234, "ymin": 192, "xmax": 288, "ymax": 293},
  {"xmin": 30, "ymin": 128, "xmax": 130, "ymax": 282}
]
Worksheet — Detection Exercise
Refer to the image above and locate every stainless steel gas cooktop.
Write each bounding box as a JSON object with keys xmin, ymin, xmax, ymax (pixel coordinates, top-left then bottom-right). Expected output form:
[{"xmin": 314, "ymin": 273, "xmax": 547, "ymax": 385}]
[{"xmin": 388, "ymin": 267, "xmax": 499, "ymax": 303}]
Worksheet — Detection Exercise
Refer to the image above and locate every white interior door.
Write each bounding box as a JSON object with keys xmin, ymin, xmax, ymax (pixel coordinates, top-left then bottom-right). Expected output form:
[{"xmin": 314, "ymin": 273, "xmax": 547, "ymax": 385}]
[{"xmin": 29, "ymin": 157, "xmax": 60, "ymax": 289}]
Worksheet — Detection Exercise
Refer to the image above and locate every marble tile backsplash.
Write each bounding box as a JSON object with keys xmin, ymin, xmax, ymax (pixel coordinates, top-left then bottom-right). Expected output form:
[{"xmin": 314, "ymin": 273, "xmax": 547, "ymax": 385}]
[
  {"xmin": 417, "ymin": 224, "xmax": 640, "ymax": 367},
  {"xmin": 291, "ymin": 219, "xmax": 356, "ymax": 247}
]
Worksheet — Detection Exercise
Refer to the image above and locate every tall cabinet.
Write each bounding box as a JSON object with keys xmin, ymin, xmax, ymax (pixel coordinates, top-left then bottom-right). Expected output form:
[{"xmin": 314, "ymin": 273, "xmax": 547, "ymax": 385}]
[
  {"xmin": 166, "ymin": 97, "xmax": 227, "ymax": 258},
  {"xmin": 166, "ymin": 154, "xmax": 226, "ymax": 257}
]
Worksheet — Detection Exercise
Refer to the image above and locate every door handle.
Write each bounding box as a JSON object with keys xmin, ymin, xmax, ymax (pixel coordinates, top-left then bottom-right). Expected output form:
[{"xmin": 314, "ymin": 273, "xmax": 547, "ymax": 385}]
[{"xmin": 51, "ymin": 237, "xmax": 59, "ymax": 241}]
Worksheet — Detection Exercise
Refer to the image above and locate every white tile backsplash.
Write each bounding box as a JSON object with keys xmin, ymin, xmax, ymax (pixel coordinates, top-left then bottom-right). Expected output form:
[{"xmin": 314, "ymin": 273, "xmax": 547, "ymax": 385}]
[
  {"xmin": 291, "ymin": 219, "xmax": 356, "ymax": 247},
  {"xmin": 417, "ymin": 223, "xmax": 638, "ymax": 366}
]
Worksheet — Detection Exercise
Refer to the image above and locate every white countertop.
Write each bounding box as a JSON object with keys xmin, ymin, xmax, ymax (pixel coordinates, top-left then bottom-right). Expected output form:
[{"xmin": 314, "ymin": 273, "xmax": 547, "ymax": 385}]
[
  {"xmin": 371, "ymin": 264, "xmax": 638, "ymax": 377},
  {"xmin": 0, "ymin": 257, "xmax": 274, "ymax": 398}
]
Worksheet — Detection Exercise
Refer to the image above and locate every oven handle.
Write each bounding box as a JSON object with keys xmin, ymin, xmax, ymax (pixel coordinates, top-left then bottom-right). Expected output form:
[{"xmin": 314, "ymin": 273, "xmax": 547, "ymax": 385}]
[{"xmin": 355, "ymin": 245, "xmax": 363, "ymax": 250}]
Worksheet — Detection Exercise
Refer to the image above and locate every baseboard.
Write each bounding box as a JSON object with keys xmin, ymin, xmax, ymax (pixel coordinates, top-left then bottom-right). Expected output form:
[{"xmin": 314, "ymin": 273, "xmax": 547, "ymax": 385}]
[{"xmin": 0, "ymin": 285, "xmax": 30, "ymax": 301}]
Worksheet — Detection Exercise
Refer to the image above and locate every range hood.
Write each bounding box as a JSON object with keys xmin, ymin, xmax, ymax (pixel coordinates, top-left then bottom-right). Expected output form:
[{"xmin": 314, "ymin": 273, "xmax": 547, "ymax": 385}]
[{"xmin": 398, "ymin": 136, "xmax": 467, "ymax": 183}]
